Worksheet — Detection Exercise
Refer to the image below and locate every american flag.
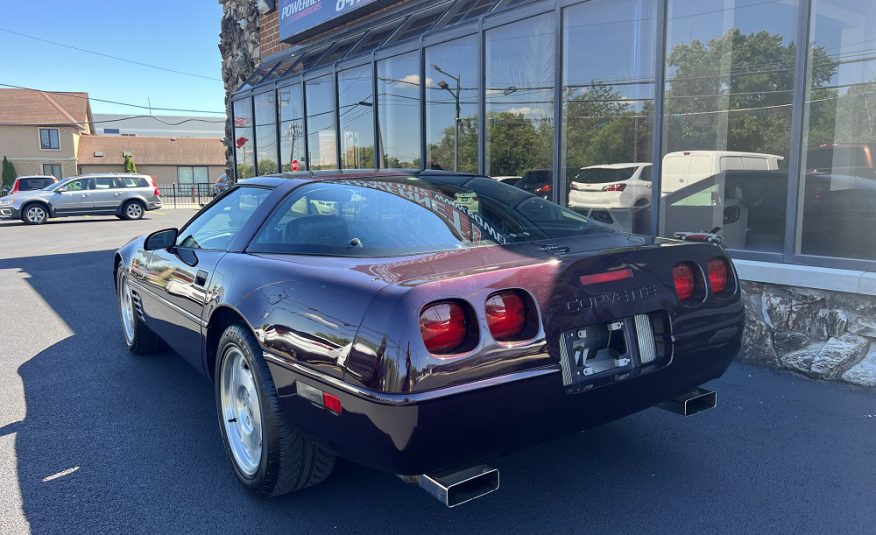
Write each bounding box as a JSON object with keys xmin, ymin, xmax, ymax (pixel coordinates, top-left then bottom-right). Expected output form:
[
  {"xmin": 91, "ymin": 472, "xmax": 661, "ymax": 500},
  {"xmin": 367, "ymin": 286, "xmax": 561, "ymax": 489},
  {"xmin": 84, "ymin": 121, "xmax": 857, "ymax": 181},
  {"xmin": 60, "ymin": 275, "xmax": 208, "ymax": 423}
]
[{"xmin": 233, "ymin": 116, "xmax": 250, "ymax": 127}]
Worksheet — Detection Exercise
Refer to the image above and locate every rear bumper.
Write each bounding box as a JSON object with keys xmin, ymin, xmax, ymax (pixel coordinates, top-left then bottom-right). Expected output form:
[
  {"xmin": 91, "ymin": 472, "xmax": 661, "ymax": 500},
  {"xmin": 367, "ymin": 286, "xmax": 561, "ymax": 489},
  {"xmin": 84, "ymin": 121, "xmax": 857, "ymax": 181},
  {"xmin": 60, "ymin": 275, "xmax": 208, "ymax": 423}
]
[
  {"xmin": 147, "ymin": 200, "xmax": 162, "ymax": 210},
  {"xmin": 265, "ymin": 320, "xmax": 741, "ymax": 475}
]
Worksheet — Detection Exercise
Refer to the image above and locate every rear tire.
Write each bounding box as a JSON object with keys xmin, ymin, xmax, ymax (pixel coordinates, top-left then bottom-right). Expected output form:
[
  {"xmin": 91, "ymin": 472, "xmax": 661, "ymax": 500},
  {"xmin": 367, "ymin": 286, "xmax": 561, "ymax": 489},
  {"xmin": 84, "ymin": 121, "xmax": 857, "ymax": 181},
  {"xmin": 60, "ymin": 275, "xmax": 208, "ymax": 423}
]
[
  {"xmin": 21, "ymin": 204, "xmax": 49, "ymax": 225},
  {"xmin": 121, "ymin": 200, "xmax": 145, "ymax": 220},
  {"xmin": 215, "ymin": 324, "xmax": 335, "ymax": 497},
  {"xmin": 117, "ymin": 270, "xmax": 162, "ymax": 354}
]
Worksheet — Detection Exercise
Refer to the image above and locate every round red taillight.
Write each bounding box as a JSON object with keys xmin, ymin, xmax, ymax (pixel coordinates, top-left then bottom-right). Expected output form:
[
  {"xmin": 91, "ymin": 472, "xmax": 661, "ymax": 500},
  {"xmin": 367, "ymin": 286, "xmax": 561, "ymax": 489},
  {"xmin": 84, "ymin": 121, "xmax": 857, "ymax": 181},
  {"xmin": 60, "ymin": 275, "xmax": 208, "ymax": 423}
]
[
  {"xmin": 708, "ymin": 257, "xmax": 729, "ymax": 294},
  {"xmin": 673, "ymin": 263, "xmax": 695, "ymax": 302},
  {"xmin": 485, "ymin": 291, "xmax": 527, "ymax": 341},
  {"xmin": 419, "ymin": 302, "xmax": 468, "ymax": 354}
]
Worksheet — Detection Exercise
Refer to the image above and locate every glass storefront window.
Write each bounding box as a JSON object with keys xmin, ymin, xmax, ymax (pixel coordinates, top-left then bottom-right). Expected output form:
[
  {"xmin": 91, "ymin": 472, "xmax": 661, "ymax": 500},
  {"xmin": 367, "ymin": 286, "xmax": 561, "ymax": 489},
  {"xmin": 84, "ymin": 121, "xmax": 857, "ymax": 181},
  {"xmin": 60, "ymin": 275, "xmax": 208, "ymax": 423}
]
[
  {"xmin": 799, "ymin": 0, "xmax": 876, "ymax": 261},
  {"xmin": 254, "ymin": 91, "xmax": 278, "ymax": 175},
  {"xmin": 339, "ymin": 65, "xmax": 376, "ymax": 169},
  {"xmin": 485, "ymin": 13, "xmax": 555, "ymax": 194},
  {"xmin": 426, "ymin": 34, "xmax": 479, "ymax": 172},
  {"xmin": 377, "ymin": 51, "xmax": 422, "ymax": 168},
  {"xmin": 279, "ymin": 84, "xmax": 306, "ymax": 172},
  {"xmin": 561, "ymin": 0, "xmax": 657, "ymax": 234},
  {"xmin": 232, "ymin": 99, "xmax": 255, "ymax": 179},
  {"xmin": 306, "ymin": 74, "xmax": 338, "ymax": 170},
  {"xmin": 660, "ymin": 0, "xmax": 800, "ymax": 253}
]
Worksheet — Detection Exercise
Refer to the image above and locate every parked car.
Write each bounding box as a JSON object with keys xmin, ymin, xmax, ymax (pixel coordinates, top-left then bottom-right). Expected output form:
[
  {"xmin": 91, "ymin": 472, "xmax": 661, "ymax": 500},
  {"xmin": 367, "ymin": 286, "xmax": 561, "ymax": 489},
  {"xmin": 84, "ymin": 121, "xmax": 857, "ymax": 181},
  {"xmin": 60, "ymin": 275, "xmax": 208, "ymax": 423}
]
[
  {"xmin": 567, "ymin": 163, "xmax": 652, "ymax": 210},
  {"xmin": 661, "ymin": 150, "xmax": 783, "ymax": 193},
  {"xmin": 114, "ymin": 170, "xmax": 743, "ymax": 506},
  {"xmin": 0, "ymin": 173, "xmax": 161, "ymax": 225},
  {"xmin": 805, "ymin": 143, "xmax": 876, "ymax": 178},
  {"xmin": 1, "ymin": 175, "xmax": 58, "ymax": 197},
  {"xmin": 515, "ymin": 168, "xmax": 581, "ymax": 198}
]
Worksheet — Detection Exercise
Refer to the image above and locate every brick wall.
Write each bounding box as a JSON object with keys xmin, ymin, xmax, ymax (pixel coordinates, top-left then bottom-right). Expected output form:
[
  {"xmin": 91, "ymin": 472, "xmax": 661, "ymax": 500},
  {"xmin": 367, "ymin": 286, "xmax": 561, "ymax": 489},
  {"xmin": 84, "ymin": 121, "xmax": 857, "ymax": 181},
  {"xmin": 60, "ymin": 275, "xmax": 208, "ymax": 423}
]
[{"xmin": 259, "ymin": 9, "xmax": 290, "ymax": 59}]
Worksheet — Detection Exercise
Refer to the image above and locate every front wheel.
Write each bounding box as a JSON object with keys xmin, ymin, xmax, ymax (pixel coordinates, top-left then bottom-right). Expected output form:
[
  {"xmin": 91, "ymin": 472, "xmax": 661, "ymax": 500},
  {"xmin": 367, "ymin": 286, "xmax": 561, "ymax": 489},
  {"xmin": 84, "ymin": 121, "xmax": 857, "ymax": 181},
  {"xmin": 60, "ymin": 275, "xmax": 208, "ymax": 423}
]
[
  {"xmin": 21, "ymin": 204, "xmax": 49, "ymax": 225},
  {"xmin": 216, "ymin": 324, "xmax": 335, "ymax": 497},
  {"xmin": 117, "ymin": 270, "xmax": 162, "ymax": 354}
]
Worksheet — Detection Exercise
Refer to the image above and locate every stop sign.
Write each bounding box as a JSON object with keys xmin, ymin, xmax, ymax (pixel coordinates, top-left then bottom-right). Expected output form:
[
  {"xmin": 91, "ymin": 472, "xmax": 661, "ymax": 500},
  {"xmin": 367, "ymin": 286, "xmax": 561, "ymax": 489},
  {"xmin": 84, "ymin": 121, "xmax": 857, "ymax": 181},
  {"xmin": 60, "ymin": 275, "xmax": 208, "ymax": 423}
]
[{"xmin": 291, "ymin": 159, "xmax": 299, "ymax": 172}]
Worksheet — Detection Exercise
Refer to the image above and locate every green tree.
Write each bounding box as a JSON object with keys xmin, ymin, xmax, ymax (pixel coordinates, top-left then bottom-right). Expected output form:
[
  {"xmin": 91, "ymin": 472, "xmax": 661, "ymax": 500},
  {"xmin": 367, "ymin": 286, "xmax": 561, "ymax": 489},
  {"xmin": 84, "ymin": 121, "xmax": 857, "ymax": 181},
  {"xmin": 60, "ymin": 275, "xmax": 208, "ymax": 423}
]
[
  {"xmin": 664, "ymin": 29, "xmax": 837, "ymax": 157},
  {"xmin": 123, "ymin": 154, "xmax": 137, "ymax": 173},
  {"xmin": 486, "ymin": 111, "xmax": 551, "ymax": 176},
  {"xmin": 2, "ymin": 156, "xmax": 16, "ymax": 188},
  {"xmin": 257, "ymin": 159, "xmax": 277, "ymax": 176},
  {"xmin": 427, "ymin": 116, "xmax": 479, "ymax": 172}
]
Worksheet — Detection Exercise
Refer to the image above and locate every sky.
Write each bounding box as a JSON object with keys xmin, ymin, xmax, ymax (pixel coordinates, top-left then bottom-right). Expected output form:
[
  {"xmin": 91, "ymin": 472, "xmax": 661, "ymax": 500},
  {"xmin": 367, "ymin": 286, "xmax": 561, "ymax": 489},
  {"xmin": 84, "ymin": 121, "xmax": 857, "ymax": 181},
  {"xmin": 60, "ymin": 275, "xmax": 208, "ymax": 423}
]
[{"xmin": 0, "ymin": 0, "xmax": 225, "ymax": 118}]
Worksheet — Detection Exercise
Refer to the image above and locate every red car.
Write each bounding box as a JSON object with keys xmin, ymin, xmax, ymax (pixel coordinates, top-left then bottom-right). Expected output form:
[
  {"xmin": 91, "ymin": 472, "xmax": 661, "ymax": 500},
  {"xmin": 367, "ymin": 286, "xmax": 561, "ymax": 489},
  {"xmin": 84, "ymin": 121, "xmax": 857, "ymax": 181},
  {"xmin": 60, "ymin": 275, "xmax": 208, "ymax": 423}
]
[
  {"xmin": 3, "ymin": 175, "xmax": 58, "ymax": 195},
  {"xmin": 114, "ymin": 171, "xmax": 743, "ymax": 507}
]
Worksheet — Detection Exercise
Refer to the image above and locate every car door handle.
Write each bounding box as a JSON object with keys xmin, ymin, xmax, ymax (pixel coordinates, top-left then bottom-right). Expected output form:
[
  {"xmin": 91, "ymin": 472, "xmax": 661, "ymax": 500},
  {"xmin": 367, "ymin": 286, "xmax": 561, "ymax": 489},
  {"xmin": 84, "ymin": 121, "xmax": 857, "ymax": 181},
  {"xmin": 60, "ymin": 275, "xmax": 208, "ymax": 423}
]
[
  {"xmin": 114, "ymin": 192, "xmax": 121, "ymax": 196},
  {"xmin": 195, "ymin": 270, "xmax": 208, "ymax": 287}
]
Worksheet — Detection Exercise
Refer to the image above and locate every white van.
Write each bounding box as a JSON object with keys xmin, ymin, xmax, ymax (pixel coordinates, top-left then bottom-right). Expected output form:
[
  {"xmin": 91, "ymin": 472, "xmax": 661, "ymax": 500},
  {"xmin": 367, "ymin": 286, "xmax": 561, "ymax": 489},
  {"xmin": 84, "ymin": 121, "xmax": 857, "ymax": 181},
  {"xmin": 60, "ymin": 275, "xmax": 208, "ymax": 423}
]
[{"xmin": 661, "ymin": 151, "xmax": 783, "ymax": 193}]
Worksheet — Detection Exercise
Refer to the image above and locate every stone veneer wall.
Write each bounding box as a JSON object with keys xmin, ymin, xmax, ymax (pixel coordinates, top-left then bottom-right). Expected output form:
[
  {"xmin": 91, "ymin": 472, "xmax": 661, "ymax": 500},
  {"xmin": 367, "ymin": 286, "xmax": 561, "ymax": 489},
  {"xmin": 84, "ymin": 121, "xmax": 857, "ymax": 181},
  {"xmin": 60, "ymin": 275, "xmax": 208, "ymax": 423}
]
[
  {"xmin": 219, "ymin": 0, "xmax": 261, "ymax": 181},
  {"xmin": 742, "ymin": 281, "xmax": 876, "ymax": 387}
]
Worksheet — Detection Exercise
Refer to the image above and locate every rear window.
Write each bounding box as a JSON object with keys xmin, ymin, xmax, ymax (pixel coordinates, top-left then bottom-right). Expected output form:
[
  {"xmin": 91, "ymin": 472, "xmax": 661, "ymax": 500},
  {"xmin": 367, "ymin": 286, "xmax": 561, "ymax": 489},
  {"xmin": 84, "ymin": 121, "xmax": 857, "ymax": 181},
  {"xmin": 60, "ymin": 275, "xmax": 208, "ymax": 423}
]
[
  {"xmin": 249, "ymin": 176, "xmax": 605, "ymax": 257},
  {"xmin": 807, "ymin": 147, "xmax": 869, "ymax": 170},
  {"xmin": 574, "ymin": 167, "xmax": 638, "ymax": 184},
  {"xmin": 20, "ymin": 178, "xmax": 54, "ymax": 191}
]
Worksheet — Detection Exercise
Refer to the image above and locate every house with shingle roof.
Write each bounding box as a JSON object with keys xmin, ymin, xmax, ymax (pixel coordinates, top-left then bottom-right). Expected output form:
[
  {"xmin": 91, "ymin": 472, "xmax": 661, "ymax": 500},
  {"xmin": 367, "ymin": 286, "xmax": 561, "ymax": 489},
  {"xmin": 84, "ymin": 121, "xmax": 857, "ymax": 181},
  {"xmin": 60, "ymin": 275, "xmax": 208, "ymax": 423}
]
[
  {"xmin": 0, "ymin": 88, "xmax": 94, "ymax": 178},
  {"xmin": 0, "ymin": 88, "xmax": 226, "ymax": 187}
]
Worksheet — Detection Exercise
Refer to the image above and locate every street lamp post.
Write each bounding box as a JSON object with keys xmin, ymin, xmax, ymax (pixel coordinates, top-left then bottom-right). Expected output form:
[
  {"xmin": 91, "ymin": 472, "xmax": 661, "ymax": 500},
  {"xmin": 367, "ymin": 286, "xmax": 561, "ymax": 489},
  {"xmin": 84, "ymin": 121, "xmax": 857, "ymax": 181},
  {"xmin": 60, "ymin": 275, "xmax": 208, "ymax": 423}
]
[{"xmin": 431, "ymin": 64, "xmax": 461, "ymax": 172}]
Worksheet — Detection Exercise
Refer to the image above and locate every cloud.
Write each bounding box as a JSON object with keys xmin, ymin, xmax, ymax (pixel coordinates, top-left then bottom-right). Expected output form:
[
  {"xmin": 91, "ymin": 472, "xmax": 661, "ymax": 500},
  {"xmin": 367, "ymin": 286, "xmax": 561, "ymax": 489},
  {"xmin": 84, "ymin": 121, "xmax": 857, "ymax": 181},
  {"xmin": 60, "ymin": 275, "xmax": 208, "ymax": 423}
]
[{"xmin": 507, "ymin": 106, "xmax": 536, "ymax": 116}]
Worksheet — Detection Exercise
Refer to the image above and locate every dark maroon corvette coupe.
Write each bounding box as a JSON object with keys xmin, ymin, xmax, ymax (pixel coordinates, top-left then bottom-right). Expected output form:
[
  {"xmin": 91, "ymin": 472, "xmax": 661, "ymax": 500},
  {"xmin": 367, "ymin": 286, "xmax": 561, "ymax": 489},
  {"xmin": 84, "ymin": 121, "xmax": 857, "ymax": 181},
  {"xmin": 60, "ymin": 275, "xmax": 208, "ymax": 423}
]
[{"xmin": 114, "ymin": 170, "xmax": 743, "ymax": 507}]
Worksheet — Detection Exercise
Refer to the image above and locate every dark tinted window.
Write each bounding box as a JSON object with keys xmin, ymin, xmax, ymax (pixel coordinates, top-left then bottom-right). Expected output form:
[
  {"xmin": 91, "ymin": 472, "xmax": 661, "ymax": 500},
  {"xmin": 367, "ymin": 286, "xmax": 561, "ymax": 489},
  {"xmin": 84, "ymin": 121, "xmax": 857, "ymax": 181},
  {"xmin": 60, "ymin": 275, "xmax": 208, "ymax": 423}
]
[
  {"xmin": 806, "ymin": 147, "xmax": 870, "ymax": 170},
  {"xmin": 21, "ymin": 178, "xmax": 54, "ymax": 190},
  {"xmin": 575, "ymin": 167, "xmax": 638, "ymax": 184},
  {"xmin": 249, "ymin": 176, "xmax": 602, "ymax": 257},
  {"xmin": 177, "ymin": 187, "xmax": 272, "ymax": 251}
]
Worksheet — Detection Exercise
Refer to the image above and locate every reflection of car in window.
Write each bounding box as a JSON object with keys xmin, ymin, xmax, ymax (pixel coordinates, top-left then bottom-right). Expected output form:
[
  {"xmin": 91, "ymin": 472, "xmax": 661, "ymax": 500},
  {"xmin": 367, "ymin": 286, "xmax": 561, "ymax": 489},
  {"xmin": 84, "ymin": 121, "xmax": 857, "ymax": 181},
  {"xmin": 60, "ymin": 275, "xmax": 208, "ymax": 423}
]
[
  {"xmin": 657, "ymin": 169, "xmax": 876, "ymax": 258},
  {"xmin": 805, "ymin": 143, "xmax": 876, "ymax": 179},
  {"xmin": 514, "ymin": 168, "xmax": 581, "ymax": 199},
  {"xmin": 661, "ymin": 151, "xmax": 783, "ymax": 193},
  {"xmin": 568, "ymin": 163, "xmax": 652, "ymax": 211}
]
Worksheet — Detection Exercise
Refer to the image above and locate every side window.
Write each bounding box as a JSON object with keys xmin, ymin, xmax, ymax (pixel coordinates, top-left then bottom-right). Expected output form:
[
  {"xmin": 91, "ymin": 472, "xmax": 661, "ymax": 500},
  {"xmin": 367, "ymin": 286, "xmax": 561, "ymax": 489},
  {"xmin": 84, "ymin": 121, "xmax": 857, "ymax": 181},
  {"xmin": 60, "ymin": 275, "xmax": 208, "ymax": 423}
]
[
  {"xmin": 94, "ymin": 178, "xmax": 115, "ymax": 189},
  {"xmin": 65, "ymin": 179, "xmax": 91, "ymax": 191},
  {"xmin": 639, "ymin": 166, "xmax": 652, "ymax": 182},
  {"xmin": 176, "ymin": 187, "xmax": 272, "ymax": 251}
]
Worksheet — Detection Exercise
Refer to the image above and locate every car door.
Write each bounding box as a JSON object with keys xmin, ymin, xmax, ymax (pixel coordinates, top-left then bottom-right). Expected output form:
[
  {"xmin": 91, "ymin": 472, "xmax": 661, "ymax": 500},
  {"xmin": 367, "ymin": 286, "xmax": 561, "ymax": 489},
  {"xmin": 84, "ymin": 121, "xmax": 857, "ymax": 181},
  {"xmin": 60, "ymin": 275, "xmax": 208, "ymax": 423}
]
[
  {"xmin": 51, "ymin": 178, "xmax": 94, "ymax": 214},
  {"xmin": 139, "ymin": 186, "xmax": 273, "ymax": 369},
  {"xmin": 90, "ymin": 177, "xmax": 121, "ymax": 213}
]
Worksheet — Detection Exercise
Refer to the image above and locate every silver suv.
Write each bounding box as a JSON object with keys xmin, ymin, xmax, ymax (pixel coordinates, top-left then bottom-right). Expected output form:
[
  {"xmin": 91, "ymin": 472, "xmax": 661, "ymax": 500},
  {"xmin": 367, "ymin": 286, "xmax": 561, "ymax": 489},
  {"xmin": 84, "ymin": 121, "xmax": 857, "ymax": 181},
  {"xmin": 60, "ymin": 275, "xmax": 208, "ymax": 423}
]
[{"xmin": 0, "ymin": 173, "xmax": 162, "ymax": 225}]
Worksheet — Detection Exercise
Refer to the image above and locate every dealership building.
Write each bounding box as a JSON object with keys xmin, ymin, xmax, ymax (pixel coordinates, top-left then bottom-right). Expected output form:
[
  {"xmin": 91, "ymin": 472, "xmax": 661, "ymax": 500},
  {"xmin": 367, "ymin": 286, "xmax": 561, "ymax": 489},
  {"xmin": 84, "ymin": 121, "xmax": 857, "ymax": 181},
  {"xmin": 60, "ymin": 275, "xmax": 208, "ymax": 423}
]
[{"xmin": 219, "ymin": 0, "xmax": 876, "ymax": 385}]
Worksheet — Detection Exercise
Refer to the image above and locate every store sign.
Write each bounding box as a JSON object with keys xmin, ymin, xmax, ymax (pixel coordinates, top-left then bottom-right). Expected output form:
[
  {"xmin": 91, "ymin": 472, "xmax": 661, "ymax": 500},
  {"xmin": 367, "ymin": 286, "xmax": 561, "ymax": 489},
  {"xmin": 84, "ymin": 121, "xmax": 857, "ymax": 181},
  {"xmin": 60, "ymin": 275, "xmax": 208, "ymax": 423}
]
[{"xmin": 279, "ymin": 0, "xmax": 391, "ymax": 41}]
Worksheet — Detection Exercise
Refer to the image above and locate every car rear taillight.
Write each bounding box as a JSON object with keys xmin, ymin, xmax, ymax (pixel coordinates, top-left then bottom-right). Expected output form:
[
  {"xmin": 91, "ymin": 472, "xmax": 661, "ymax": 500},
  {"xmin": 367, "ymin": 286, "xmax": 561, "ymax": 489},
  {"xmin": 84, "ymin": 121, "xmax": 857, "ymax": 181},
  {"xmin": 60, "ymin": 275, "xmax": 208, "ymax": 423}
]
[
  {"xmin": 10, "ymin": 180, "xmax": 19, "ymax": 193},
  {"xmin": 535, "ymin": 184, "xmax": 552, "ymax": 194},
  {"xmin": 708, "ymin": 257, "xmax": 729, "ymax": 294},
  {"xmin": 420, "ymin": 302, "xmax": 468, "ymax": 354},
  {"xmin": 602, "ymin": 183, "xmax": 627, "ymax": 192},
  {"xmin": 150, "ymin": 176, "xmax": 160, "ymax": 197},
  {"xmin": 485, "ymin": 291, "xmax": 527, "ymax": 341},
  {"xmin": 673, "ymin": 263, "xmax": 696, "ymax": 302}
]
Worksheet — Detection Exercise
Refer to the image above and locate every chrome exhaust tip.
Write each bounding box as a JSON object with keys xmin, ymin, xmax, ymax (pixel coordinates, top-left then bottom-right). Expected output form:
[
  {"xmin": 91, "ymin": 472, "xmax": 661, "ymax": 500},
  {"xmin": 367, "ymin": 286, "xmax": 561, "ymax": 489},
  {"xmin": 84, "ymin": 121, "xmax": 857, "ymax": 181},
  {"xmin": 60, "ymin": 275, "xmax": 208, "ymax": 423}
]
[
  {"xmin": 403, "ymin": 465, "xmax": 500, "ymax": 507},
  {"xmin": 658, "ymin": 387, "xmax": 717, "ymax": 416}
]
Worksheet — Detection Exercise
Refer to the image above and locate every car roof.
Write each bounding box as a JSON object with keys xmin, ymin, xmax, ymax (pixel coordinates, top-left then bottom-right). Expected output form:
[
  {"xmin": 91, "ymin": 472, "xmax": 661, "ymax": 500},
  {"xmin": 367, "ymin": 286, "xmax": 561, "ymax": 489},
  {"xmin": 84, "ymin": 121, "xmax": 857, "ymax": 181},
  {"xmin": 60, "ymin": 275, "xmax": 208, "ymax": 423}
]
[
  {"xmin": 74, "ymin": 173, "xmax": 151, "ymax": 178},
  {"xmin": 243, "ymin": 169, "xmax": 480, "ymax": 188},
  {"xmin": 17, "ymin": 175, "xmax": 56, "ymax": 180}
]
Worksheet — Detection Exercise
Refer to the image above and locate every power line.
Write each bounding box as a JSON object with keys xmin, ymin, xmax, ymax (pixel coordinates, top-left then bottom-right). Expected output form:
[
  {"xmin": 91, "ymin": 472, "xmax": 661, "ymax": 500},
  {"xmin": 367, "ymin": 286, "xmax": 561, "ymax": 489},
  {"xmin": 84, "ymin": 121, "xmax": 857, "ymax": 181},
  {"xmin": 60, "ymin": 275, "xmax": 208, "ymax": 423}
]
[
  {"xmin": 0, "ymin": 83, "xmax": 226, "ymax": 115},
  {"xmin": 0, "ymin": 27, "xmax": 221, "ymax": 82}
]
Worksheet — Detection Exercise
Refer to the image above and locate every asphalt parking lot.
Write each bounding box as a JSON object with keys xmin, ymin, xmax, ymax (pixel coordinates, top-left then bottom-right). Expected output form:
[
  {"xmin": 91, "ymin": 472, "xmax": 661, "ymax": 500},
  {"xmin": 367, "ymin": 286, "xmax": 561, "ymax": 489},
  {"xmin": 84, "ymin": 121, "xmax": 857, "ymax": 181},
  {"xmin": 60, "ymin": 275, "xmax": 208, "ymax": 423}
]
[{"xmin": 1, "ymin": 210, "xmax": 875, "ymax": 534}]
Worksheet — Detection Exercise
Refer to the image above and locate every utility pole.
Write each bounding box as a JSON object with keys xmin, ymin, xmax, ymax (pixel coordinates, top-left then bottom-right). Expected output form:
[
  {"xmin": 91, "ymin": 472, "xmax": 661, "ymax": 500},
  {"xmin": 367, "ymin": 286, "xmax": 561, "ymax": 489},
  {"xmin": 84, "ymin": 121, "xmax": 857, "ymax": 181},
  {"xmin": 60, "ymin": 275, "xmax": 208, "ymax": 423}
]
[{"xmin": 432, "ymin": 64, "xmax": 461, "ymax": 171}]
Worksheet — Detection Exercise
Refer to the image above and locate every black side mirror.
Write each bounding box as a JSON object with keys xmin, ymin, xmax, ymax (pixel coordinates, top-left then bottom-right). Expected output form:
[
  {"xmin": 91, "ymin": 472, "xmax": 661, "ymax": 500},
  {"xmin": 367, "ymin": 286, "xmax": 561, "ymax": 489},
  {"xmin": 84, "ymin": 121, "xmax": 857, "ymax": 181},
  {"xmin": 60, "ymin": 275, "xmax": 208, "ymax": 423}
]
[{"xmin": 145, "ymin": 228, "xmax": 178, "ymax": 251}]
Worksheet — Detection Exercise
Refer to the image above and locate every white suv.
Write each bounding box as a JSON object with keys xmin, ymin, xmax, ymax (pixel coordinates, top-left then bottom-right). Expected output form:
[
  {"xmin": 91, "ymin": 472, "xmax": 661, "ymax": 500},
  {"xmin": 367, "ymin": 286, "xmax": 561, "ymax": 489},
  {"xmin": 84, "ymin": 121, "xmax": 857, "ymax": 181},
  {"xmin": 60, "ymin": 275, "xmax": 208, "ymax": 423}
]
[{"xmin": 567, "ymin": 163, "xmax": 652, "ymax": 211}]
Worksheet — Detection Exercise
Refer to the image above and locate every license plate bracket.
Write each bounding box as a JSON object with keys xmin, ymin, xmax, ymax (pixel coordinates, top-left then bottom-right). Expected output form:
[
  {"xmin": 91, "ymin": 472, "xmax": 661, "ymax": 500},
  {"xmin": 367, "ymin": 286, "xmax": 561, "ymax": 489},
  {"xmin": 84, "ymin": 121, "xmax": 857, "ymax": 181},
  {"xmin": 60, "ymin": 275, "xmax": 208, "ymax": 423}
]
[{"xmin": 559, "ymin": 314, "xmax": 655, "ymax": 391}]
